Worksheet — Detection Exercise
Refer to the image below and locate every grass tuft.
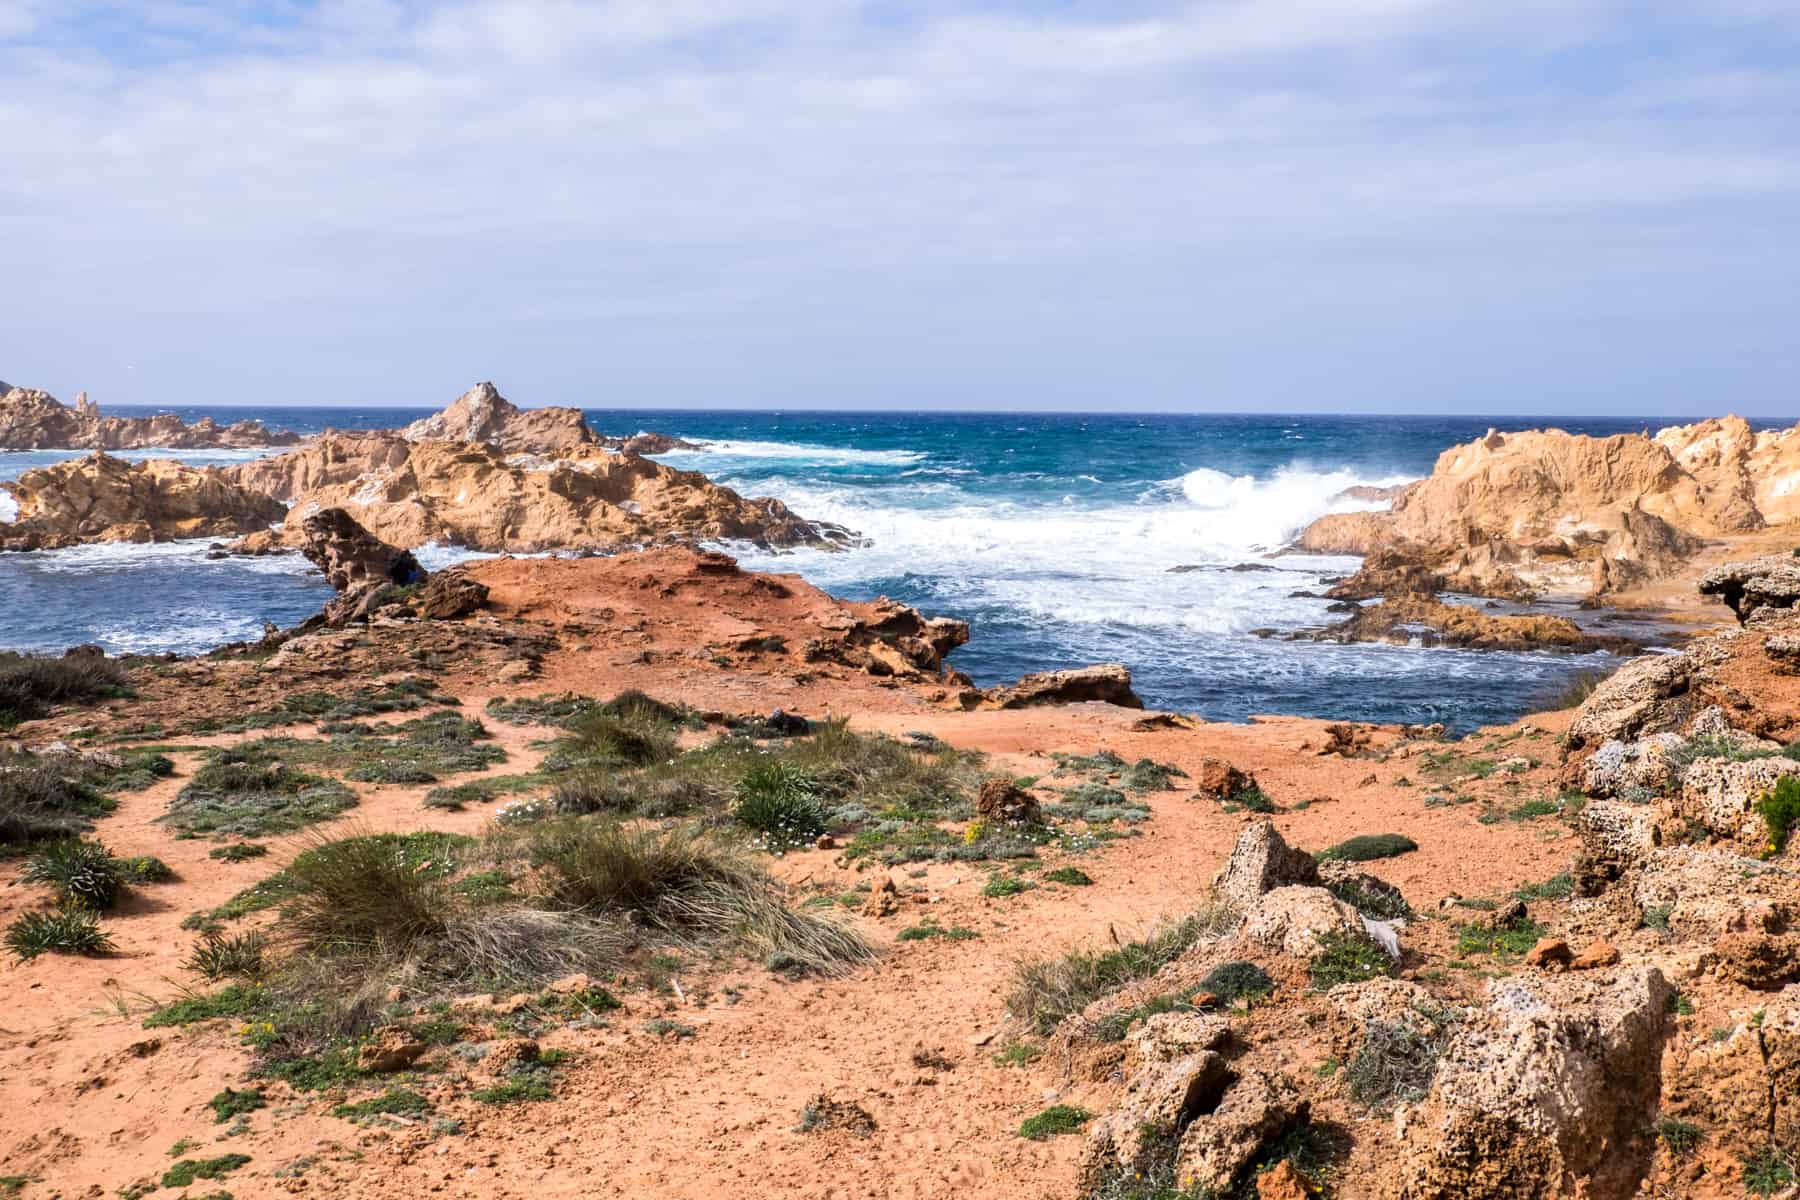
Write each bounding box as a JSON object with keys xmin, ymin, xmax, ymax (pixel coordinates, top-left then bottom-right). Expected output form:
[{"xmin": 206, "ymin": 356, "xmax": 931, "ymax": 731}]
[
  {"xmin": 5, "ymin": 908, "xmax": 114, "ymax": 960},
  {"xmin": 1316, "ymin": 833, "xmax": 1417, "ymax": 863},
  {"xmin": 1018, "ymin": 1104, "xmax": 1093, "ymax": 1140}
]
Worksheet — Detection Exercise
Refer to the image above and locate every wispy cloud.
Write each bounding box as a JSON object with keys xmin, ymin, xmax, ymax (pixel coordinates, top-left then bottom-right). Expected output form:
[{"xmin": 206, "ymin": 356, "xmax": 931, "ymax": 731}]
[{"xmin": 0, "ymin": 1, "xmax": 1795, "ymax": 414}]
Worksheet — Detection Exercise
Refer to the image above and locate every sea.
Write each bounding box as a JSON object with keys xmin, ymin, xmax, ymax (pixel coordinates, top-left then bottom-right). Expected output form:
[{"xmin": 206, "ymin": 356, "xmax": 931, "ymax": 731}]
[{"xmin": 0, "ymin": 408, "xmax": 1728, "ymax": 730}]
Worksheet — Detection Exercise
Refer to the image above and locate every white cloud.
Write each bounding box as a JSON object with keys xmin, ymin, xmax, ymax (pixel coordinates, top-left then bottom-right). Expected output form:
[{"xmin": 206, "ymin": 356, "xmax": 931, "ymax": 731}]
[{"xmin": 0, "ymin": 0, "xmax": 1795, "ymax": 412}]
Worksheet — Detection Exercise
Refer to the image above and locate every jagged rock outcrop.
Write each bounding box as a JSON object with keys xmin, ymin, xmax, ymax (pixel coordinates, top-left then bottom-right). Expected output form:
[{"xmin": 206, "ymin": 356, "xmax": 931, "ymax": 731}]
[
  {"xmin": 1299, "ymin": 417, "xmax": 1800, "ymax": 603},
  {"xmin": 1398, "ymin": 969, "xmax": 1673, "ymax": 1200},
  {"xmin": 0, "ymin": 452, "xmax": 286, "ymax": 551},
  {"xmin": 1313, "ymin": 595, "xmax": 1640, "ymax": 654},
  {"xmin": 401, "ymin": 381, "xmax": 597, "ymax": 454},
  {"xmin": 0, "ymin": 385, "xmax": 299, "ymax": 449},
  {"xmin": 298, "ymin": 507, "xmax": 424, "ymax": 593},
  {"xmin": 965, "ymin": 664, "xmax": 1144, "ymax": 710},
  {"xmin": 225, "ymin": 432, "xmax": 852, "ymax": 554},
  {"xmin": 1697, "ymin": 554, "xmax": 1800, "ymax": 624},
  {"xmin": 1212, "ymin": 820, "xmax": 1319, "ymax": 910}
]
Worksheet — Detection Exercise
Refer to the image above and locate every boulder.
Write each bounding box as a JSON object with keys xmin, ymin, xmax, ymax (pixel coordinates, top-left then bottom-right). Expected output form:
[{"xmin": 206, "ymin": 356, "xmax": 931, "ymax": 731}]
[
  {"xmin": 0, "ymin": 452, "xmax": 286, "ymax": 551},
  {"xmin": 1698, "ymin": 555, "xmax": 1800, "ymax": 623},
  {"xmin": 974, "ymin": 664, "xmax": 1144, "ymax": 710},
  {"xmin": 1564, "ymin": 653, "xmax": 1695, "ymax": 752},
  {"xmin": 1631, "ymin": 845, "xmax": 1795, "ymax": 939},
  {"xmin": 1398, "ymin": 968, "xmax": 1673, "ymax": 1200},
  {"xmin": 974, "ymin": 776, "xmax": 1041, "ymax": 826},
  {"xmin": 412, "ymin": 568, "xmax": 488, "ymax": 620},
  {"xmin": 1313, "ymin": 595, "xmax": 1638, "ymax": 654},
  {"xmin": 298, "ymin": 507, "xmax": 424, "ymax": 592},
  {"xmin": 1176, "ymin": 1070, "xmax": 1307, "ymax": 1195},
  {"xmin": 401, "ymin": 381, "xmax": 596, "ymax": 453},
  {"xmin": 1675, "ymin": 755, "xmax": 1800, "ymax": 848},
  {"xmin": 357, "ymin": 1028, "xmax": 427, "ymax": 1073},
  {"xmin": 1572, "ymin": 800, "xmax": 1661, "ymax": 897},
  {"xmin": 1713, "ymin": 903, "xmax": 1800, "ymax": 990},
  {"xmin": 1241, "ymin": 886, "xmax": 1364, "ymax": 960},
  {"xmin": 1080, "ymin": 1013, "xmax": 1236, "ymax": 1187},
  {"xmin": 1661, "ymin": 1005, "xmax": 1800, "ymax": 1160},
  {"xmin": 1212, "ymin": 821, "xmax": 1319, "ymax": 911},
  {"xmin": 1579, "ymin": 733, "xmax": 1686, "ymax": 798},
  {"xmin": 1194, "ymin": 757, "xmax": 1255, "ymax": 800}
]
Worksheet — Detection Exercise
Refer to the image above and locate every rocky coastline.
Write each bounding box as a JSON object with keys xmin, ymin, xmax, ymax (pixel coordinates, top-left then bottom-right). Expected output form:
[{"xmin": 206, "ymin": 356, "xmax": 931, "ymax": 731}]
[{"xmin": 0, "ymin": 384, "xmax": 301, "ymax": 449}]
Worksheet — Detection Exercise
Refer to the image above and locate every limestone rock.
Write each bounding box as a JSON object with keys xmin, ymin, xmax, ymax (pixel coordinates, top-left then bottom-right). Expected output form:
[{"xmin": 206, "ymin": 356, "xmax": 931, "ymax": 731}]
[
  {"xmin": 1661, "ymin": 1005, "xmax": 1800, "ymax": 1160},
  {"xmin": 0, "ymin": 452, "xmax": 286, "ymax": 551},
  {"xmin": 1080, "ymin": 1013, "xmax": 1235, "ymax": 1187},
  {"xmin": 1194, "ymin": 757, "xmax": 1255, "ymax": 800},
  {"xmin": 1176, "ymin": 1070, "xmax": 1307, "ymax": 1194},
  {"xmin": 973, "ymin": 664, "xmax": 1144, "ymax": 710},
  {"xmin": 1212, "ymin": 821, "xmax": 1319, "ymax": 911},
  {"xmin": 1296, "ymin": 418, "xmax": 1800, "ymax": 604},
  {"xmin": 1572, "ymin": 800, "xmax": 1661, "ymax": 897},
  {"xmin": 412, "ymin": 568, "xmax": 488, "ymax": 620},
  {"xmin": 1399, "ymin": 968, "xmax": 1673, "ymax": 1200},
  {"xmin": 1564, "ymin": 653, "xmax": 1695, "ymax": 752},
  {"xmin": 226, "ymin": 432, "xmax": 853, "ymax": 554},
  {"xmin": 1676, "ymin": 755, "xmax": 1800, "ymax": 848},
  {"xmin": 1698, "ymin": 555, "xmax": 1800, "ymax": 623},
  {"xmin": 1315, "ymin": 594, "xmax": 1638, "ymax": 654},
  {"xmin": 1241, "ymin": 886, "xmax": 1363, "ymax": 960},
  {"xmin": 357, "ymin": 1028, "xmax": 427, "ymax": 1073}
]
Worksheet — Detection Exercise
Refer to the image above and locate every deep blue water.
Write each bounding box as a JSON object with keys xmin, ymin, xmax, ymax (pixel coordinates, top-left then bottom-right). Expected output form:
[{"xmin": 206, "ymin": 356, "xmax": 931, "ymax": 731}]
[{"xmin": 3, "ymin": 407, "xmax": 1764, "ymax": 728}]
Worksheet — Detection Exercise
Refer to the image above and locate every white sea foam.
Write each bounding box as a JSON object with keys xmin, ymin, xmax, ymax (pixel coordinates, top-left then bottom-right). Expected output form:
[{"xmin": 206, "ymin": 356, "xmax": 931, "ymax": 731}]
[
  {"xmin": 650, "ymin": 438, "xmax": 925, "ymax": 467},
  {"xmin": 16, "ymin": 538, "xmax": 317, "ymax": 575},
  {"xmin": 723, "ymin": 462, "xmax": 1402, "ymax": 637},
  {"xmin": 0, "ymin": 489, "xmax": 16, "ymax": 524}
]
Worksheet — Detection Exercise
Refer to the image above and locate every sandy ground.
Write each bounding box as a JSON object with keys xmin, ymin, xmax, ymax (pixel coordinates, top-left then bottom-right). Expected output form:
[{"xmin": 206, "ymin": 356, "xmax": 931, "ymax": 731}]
[{"xmin": 0, "ymin": 552, "xmax": 1700, "ymax": 1198}]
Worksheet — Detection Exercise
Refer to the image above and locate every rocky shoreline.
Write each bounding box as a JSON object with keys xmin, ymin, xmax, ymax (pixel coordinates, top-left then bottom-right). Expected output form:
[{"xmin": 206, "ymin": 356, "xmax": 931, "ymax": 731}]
[
  {"xmin": 0, "ymin": 534, "xmax": 1793, "ymax": 1198},
  {"xmin": 0, "ymin": 384, "xmax": 301, "ymax": 449}
]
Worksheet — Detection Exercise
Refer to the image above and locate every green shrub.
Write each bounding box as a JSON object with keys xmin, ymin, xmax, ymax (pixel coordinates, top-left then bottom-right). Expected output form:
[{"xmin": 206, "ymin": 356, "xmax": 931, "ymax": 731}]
[
  {"xmin": 1347, "ymin": 1020, "xmax": 1441, "ymax": 1109},
  {"xmin": 1117, "ymin": 759, "xmax": 1186, "ymax": 792},
  {"xmin": 731, "ymin": 762, "xmax": 828, "ymax": 848},
  {"xmin": 332, "ymin": 1087, "xmax": 433, "ymax": 1119},
  {"xmin": 1456, "ymin": 918, "xmax": 1545, "ymax": 960},
  {"xmin": 1744, "ymin": 1146, "xmax": 1795, "ymax": 1197},
  {"xmin": 1018, "ymin": 1104, "xmax": 1092, "ymax": 1140},
  {"xmin": 185, "ymin": 931, "xmax": 268, "ymax": 981},
  {"xmin": 1044, "ymin": 866, "xmax": 1094, "ymax": 886},
  {"xmin": 1514, "ymin": 873, "xmax": 1573, "ymax": 902},
  {"xmin": 1317, "ymin": 834, "xmax": 1417, "ymax": 863},
  {"xmin": 5, "ymin": 908, "xmax": 114, "ymax": 960},
  {"xmin": 1309, "ymin": 932, "xmax": 1394, "ymax": 989},
  {"xmin": 1324, "ymin": 878, "xmax": 1413, "ymax": 921},
  {"xmin": 22, "ymin": 839, "xmax": 127, "ymax": 909},
  {"xmin": 552, "ymin": 711, "xmax": 678, "ymax": 769},
  {"xmin": 208, "ymin": 843, "xmax": 267, "ymax": 862},
  {"xmin": 1198, "ymin": 960, "xmax": 1274, "ymax": 1003},
  {"xmin": 472, "ymin": 1075, "xmax": 554, "ymax": 1104},
  {"xmin": 207, "ymin": 1087, "xmax": 265, "ymax": 1124},
  {"xmin": 981, "ymin": 875, "xmax": 1034, "ymax": 898},
  {"xmin": 116, "ymin": 855, "xmax": 175, "ymax": 883},
  {"xmin": 1756, "ymin": 776, "xmax": 1800, "ymax": 857},
  {"xmin": 1652, "ymin": 1117, "xmax": 1701, "ymax": 1155},
  {"xmin": 1229, "ymin": 784, "xmax": 1278, "ymax": 814},
  {"xmin": 897, "ymin": 920, "xmax": 978, "ymax": 942},
  {"xmin": 161, "ymin": 1155, "xmax": 250, "ymax": 1188},
  {"xmin": 144, "ymin": 983, "xmax": 270, "ymax": 1028},
  {"xmin": 0, "ymin": 650, "xmax": 130, "ymax": 726},
  {"xmin": 278, "ymin": 830, "xmax": 471, "ymax": 960}
]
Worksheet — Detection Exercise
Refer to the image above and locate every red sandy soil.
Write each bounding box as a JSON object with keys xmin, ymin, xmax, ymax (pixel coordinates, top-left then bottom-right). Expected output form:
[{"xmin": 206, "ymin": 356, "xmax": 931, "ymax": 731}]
[{"xmin": 0, "ymin": 551, "xmax": 1672, "ymax": 1199}]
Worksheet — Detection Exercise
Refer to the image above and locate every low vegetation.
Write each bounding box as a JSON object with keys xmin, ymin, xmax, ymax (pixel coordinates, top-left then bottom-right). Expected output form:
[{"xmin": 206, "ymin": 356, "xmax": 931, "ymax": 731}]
[
  {"xmin": 1756, "ymin": 776, "xmax": 1800, "ymax": 857},
  {"xmin": 1309, "ymin": 931, "xmax": 1395, "ymax": 989},
  {"xmin": 1008, "ymin": 908, "xmax": 1234, "ymax": 1035},
  {"xmin": 0, "ymin": 650, "xmax": 130, "ymax": 727},
  {"xmin": 4, "ymin": 908, "xmax": 113, "ymax": 959},
  {"xmin": 1316, "ymin": 833, "xmax": 1418, "ymax": 863},
  {"xmin": 160, "ymin": 746, "xmax": 358, "ymax": 838},
  {"xmin": 1018, "ymin": 1104, "xmax": 1092, "ymax": 1140}
]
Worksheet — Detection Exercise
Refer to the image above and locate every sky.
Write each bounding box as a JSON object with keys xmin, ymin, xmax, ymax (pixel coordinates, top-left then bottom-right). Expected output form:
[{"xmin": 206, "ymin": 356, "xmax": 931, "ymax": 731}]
[{"xmin": 0, "ymin": 1, "xmax": 1796, "ymax": 416}]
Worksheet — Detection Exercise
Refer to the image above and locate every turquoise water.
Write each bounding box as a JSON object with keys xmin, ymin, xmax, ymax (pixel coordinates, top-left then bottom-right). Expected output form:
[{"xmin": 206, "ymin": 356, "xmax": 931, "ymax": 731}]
[{"xmin": 1, "ymin": 408, "xmax": 1733, "ymax": 727}]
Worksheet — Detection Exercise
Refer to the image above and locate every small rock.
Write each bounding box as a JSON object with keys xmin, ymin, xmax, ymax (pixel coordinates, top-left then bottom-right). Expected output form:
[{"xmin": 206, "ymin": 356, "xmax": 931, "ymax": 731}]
[
  {"xmin": 358, "ymin": 1028, "xmax": 428, "ymax": 1073},
  {"xmin": 1569, "ymin": 940, "xmax": 1620, "ymax": 971},
  {"xmin": 1525, "ymin": 938, "xmax": 1573, "ymax": 971}
]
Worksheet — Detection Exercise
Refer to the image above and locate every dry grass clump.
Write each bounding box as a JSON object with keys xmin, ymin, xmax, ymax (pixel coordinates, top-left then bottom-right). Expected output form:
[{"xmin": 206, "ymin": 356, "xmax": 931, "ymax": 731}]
[
  {"xmin": 192, "ymin": 815, "xmax": 870, "ymax": 1049},
  {"xmin": 1007, "ymin": 905, "xmax": 1239, "ymax": 1035},
  {"xmin": 0, "ymin": 750, "xmax": 114, "ymax": 849},
  {"xmin": 0, "ymin": 650, "xmax": 130, "ymax": 727}
]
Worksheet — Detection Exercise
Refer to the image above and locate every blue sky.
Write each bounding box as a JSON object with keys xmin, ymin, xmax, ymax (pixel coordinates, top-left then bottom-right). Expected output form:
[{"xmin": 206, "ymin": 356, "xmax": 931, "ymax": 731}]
[{"xmin": 1, "ymin": 1, "xmax": 1796, "ymax": 416}]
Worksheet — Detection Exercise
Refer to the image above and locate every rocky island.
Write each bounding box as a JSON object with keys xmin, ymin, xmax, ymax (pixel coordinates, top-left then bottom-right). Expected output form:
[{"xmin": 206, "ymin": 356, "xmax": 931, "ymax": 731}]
[{"xmin": 0, "ymin": 384, "xmax": 301, "ymax": 449}]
